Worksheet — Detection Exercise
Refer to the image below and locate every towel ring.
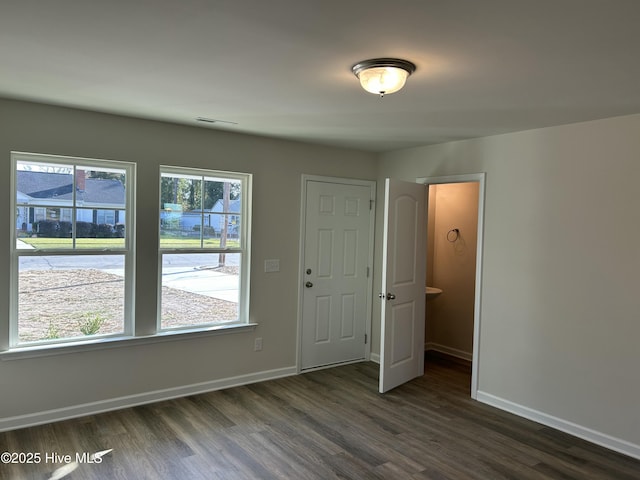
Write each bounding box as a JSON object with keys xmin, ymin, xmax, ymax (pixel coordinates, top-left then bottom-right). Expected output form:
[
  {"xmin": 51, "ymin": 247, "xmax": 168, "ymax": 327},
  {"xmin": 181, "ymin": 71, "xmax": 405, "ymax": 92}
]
[{"xmin": 447, "ymin": 228, "xmax": 459, "ymax": 242}]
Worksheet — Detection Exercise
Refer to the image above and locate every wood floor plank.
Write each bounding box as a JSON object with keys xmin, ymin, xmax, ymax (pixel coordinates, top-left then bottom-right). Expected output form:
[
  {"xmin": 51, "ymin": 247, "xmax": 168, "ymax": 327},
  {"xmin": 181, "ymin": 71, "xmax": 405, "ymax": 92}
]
[{"xmin": 1, "ymin": 356, "xmax": 639, "ymax": 479}]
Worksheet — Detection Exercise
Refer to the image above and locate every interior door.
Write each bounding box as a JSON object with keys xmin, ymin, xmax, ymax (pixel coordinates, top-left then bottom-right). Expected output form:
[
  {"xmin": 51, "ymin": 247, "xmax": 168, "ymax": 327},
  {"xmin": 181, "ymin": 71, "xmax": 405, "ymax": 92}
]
[
  {"xmin": 301, "ymin": 180, "xmax": 372, "ymax": 370},
  {"xmin": 379, "ymin": 178, "xmax": 427, "ymax": 392}
]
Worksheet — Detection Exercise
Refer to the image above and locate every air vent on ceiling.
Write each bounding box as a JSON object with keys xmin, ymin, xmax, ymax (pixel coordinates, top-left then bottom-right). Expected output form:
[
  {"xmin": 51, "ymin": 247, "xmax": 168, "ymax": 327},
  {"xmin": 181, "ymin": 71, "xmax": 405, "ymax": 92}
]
[{"xmin": 196, "ymin": 117, "xmax": 238, "ymax": 125}]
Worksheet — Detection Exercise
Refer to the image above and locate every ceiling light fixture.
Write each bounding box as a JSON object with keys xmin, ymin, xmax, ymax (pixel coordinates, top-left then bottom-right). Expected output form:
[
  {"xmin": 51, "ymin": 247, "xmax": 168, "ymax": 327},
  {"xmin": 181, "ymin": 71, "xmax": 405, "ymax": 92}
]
[{"xmin": 351, "ymin": 58, "xmax": 416, "ymax": 97}]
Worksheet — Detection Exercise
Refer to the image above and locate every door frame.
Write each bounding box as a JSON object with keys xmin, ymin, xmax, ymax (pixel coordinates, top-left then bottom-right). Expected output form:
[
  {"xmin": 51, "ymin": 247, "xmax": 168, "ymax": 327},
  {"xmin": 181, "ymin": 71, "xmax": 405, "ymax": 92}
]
[
  {"xmin": 297, "ymin": 175, "xmax": 377, "ymax": 373},
  {"xmin": 417, "ymin": 173, "xmax": 485, "ymax": 399}
]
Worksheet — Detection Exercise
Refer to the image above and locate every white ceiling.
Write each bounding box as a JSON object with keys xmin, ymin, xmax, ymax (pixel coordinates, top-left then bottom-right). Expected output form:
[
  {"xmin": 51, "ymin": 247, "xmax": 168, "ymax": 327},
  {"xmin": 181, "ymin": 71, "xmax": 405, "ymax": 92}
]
[{"xmin": 2, "ymin": 0, "xmax": 639, "ymax": 152}]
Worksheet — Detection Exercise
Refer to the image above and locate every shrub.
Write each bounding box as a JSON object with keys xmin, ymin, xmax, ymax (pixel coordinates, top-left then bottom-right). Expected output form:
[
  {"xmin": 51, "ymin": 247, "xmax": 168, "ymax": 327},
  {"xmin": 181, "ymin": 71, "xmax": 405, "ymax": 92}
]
[
  {"xmin": 96, "ymin": 223, "xmax": 114, "ymax": 238},
  {"xmin": 45, "ymin": 322, "xmax": 60, "ymax": 339},
  {"xmin": 193, "ymin": 225, "xmax": 216, "ymax": 236},
  {"xmin": 76, "ymin": 221, "xmax": 95, "ymax": 238},
  {"xmin": 58, "ymin": 221, "xmax": 72, "ymax": 238},
  {"xmin": 114, "ymin": 223, "xmax": 125, "ymax": 238},
  {"xmin": 79, "ymin": 312, "xmax": 106, "ymax": 336},
  {"xmin": 36, "ymin": 220, "xmax": 59, "ymax": 237}
]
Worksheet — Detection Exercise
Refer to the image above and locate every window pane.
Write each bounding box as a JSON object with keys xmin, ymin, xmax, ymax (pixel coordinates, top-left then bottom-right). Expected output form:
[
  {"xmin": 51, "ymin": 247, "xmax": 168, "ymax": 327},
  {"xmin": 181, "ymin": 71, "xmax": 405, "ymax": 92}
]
[
  {"xmin": 160, "ymin": 253, "xmax": 240, "ymax": 329},
  {"xmin": 203, "ymin": 213, "xmax": 242, "ymax": 248},
  {"xmin": 159, "ymin": 208, "xmax": 203, "ymax": 249},
  {"xmin": 18, "ymin": 255, "xmax": 125, "ymax": 343},
  {"xmin": 76, "ymin": 208, "xmax": 126, "ymax": 248},
  {"xmin": 16, "ymin": 207, "xmax": 74, "ymax": 249},
  {"xmin": 203, "ymin": 177, "xmax": 241, "ymax": 212},
  {"xmin": 160, "ymin": 174, "xmax": 204, "ymax": 248},
  {"xmin": 160, "ymin": 173, "xmax": 202, "ymax": 213},
  {"xmin": 16, "ymin": 161, "xmax": 74, "ymax": 207},
  {"xmin": 160, "ymin": 172, "xmax": 243, "ymax": 250},
  {"xmin": 76, "ymin": 165, "xmax": 126, "ymax": 209},
  {"xmin": 15, "ymin": 161, "xmax": 127, "ymax": 251}
]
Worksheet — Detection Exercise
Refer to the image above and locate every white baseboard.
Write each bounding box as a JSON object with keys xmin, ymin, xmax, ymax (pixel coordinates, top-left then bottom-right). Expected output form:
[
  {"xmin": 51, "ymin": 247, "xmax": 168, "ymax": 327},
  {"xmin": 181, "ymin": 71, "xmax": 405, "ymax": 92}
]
[
  {"xmin": 0, "ymin": 366, "xmax": 297, "ymax": 433},
  {"xmin": 425, "ymin": 342, "xmax": 472, "ymax": 362},
  {"xmin": 370, "ymin": 352, "xmax": 380, "ymax": 364},
  {"xmin": 477, "ymin": 391, "xmax": 640, "ymax": 461}
]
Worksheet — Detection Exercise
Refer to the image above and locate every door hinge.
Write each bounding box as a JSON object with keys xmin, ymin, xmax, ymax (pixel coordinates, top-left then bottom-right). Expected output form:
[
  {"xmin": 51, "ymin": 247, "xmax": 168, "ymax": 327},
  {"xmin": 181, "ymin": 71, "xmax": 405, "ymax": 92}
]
[
  {"xmin": 365, "ymin": 334, "xmax": 368, "ymax": 344},
  {"xmin": 366, "ymin": 266, "xmax": 370, "ymax": 278},
  {"xmin": 369, "ymin": 199, "xmax": 373, "ymax": 210}
]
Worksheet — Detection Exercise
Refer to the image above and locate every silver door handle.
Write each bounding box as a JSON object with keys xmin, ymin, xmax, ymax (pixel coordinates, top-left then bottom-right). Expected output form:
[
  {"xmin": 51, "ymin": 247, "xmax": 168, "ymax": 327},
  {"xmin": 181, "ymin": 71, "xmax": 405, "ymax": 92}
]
[
  {"xmin": 305, "ymin": 281, "xmax": 313, "ymax": 288},
  {"xmin": 378, "ymin": 293, "xmax": 396, "ymax": 300}
]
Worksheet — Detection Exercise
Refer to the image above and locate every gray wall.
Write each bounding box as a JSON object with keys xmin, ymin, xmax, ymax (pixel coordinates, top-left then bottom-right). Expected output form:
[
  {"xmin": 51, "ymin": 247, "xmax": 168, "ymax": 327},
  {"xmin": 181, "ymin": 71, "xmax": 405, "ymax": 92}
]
[
  {"xmin": 374, "ymin": 113, "xmax": 640, "ymax": 449},
  {"xmin": 0, "ymin": 98, "xmax": 376, "ymax": 420},
  {"xmin": 3, "ymin": 97, "xmax": 640, "ymax": 456}
]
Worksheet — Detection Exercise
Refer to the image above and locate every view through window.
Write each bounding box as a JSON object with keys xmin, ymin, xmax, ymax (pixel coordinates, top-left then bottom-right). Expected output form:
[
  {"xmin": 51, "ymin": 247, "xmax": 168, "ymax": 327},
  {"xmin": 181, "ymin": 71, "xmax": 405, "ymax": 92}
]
[
  {"xmin": 12, "ymin": 153, "xmax": 133, "ymax": 345},
  {"xmin": 159, "ymin": 167, "xmax": 251, "ymax": 330}
]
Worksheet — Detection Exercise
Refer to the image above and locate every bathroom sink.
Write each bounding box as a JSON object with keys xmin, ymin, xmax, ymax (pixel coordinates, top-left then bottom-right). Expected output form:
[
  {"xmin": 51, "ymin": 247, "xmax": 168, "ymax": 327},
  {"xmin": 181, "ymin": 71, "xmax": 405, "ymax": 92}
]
[{"xmin": 425, "ymin": 287, "xmax": 443, "ymax": 297}]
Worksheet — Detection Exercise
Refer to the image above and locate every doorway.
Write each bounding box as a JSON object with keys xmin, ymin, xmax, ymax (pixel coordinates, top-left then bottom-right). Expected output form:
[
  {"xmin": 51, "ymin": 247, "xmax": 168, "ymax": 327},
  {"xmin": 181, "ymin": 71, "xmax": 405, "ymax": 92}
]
[
  {"xmin": 379, "ymin": 173, "xmax": 484, "ymax": 397},
  {"xmin": 420, "ymin": 173, "xmax": 484, "ymax": 398},
  {"xmin": 298, "ymin": 175, "xmax": 376, "ymax": 371},
  {"xmin": 425, "ymin": 182, "xmax": 478, "ymax": 363}
]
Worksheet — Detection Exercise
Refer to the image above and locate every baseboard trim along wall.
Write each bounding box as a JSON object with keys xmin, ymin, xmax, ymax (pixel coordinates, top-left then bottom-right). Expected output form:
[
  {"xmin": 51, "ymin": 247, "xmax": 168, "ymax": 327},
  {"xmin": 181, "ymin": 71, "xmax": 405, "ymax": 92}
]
[
  {"xmin": 0, "ymin": 366, "xmax": 298, "ymax": 433},
  {"xmin": 370, "ymin": 352, "xmax": 380, "ymax": 364},
  {"xmin": 425, "ymin": 342, "xmax": 472, "ymax": 362},
  {"xmin": 477, "ymin": 391, "xmax": 640, "ymax": 461}
]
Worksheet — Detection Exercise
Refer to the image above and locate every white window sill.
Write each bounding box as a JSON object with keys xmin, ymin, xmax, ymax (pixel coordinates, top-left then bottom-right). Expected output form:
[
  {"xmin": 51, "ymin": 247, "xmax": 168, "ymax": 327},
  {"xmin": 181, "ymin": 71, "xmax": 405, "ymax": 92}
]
[{"xmin": 0, "ymin": 323, "xmax": 258, "ymax": 361}]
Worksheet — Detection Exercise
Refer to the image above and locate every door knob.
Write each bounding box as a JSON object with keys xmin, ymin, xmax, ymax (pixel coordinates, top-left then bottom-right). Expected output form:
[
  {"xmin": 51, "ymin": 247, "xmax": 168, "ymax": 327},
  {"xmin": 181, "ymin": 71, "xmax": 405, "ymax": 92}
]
[
  {"xmin": 378, "ymin": 293, "xmax": 396, "ymax": 300},
  {"xmin": 305, "ymin": 281, "xmax": 313, "ymax": 288}
]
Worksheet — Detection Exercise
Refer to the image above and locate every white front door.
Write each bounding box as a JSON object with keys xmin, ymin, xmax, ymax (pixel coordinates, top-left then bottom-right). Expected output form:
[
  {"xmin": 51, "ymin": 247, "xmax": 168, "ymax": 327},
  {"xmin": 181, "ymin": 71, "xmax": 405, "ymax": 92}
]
[
  {"xmin": 301, "ymin": 180, "xmax": 372, "ymax": 370},
  {"xmin": 379, "ymin": 178, "xmax": 427, "ymax": 393}
]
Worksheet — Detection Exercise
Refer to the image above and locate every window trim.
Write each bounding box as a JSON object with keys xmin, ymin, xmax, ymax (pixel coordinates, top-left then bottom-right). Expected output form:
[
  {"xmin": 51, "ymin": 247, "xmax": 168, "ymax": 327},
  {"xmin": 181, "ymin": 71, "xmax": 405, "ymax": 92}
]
[
  {"xmin": 9, "ymin": 151, "xmax": 136, "ymax": 349},
  {"xmin": 0, "ymin": 323, "xmax": 258, "ymax": 361},
  {"xmin": 158, "ymin": 165, "xmax": 252, "ymax": 331},
  {"xmin": 3, "ymin": 156, "xmax": 254, "ymax": 357}
]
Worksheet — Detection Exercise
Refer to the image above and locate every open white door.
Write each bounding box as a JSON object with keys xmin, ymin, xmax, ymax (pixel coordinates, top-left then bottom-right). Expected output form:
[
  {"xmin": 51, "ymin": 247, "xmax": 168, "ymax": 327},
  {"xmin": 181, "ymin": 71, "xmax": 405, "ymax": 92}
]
[{"xmin": 379, "ymin": 178, "xmax": 427, "ymax": 393}]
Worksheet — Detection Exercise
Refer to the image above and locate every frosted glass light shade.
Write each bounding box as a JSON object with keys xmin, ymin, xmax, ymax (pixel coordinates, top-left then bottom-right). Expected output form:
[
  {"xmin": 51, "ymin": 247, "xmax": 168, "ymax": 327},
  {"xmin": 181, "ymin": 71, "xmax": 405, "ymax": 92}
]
[
  {"xmin": 352, "ymin": 58, "xmax": 416, "ymax": 96},
  {"xmin": 358, "ymin": 66, "xmax": 409, "ymax": 95}
]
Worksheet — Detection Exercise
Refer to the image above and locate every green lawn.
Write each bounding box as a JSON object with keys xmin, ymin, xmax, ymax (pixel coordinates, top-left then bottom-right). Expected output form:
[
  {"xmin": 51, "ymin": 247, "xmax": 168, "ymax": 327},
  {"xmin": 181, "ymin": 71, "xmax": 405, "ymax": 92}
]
[
  {"xmin": 19, "ymin": 237, "xmax": 125, "ymax": 249},
  {"xmin": 160, "ymin": 237, "xmax": 240, "ymax": 249},
  {"xmin": 19, "ymin": 236, "xmax": 240, "ymax": 249}
]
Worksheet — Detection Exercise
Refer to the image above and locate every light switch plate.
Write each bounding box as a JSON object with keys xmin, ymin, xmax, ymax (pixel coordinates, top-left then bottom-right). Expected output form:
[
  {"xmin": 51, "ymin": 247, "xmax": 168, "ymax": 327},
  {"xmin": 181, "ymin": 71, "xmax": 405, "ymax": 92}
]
[{"xmin": 264, "ymin": 259, "xmax": 280, "ymax": 273}]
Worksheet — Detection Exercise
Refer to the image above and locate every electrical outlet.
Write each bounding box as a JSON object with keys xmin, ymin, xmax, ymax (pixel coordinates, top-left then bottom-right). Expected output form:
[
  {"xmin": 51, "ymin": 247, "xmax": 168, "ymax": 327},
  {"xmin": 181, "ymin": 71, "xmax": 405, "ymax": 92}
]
[{"xmin": 254, "ymin": 337, "xmax": 263, "ymax": 351}]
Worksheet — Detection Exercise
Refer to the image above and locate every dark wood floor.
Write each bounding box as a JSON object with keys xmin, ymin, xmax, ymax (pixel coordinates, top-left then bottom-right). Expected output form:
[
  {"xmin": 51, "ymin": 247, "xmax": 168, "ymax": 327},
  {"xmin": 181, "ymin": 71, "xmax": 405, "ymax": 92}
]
[{"xmin": 1, "ymin": 355, "xmax": 639, "ymax": 479}]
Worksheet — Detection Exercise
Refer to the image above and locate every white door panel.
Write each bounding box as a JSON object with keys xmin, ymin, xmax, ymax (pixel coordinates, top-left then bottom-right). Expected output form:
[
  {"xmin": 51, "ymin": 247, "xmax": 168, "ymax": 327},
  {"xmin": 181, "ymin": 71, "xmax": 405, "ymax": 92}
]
[
  {"xmin": 301, "ymin": 180, "xmax": 372, "ymax": 369},
  {"xmin": 380, "ymin": 178, "xmax": 427, "ymax": 393}
]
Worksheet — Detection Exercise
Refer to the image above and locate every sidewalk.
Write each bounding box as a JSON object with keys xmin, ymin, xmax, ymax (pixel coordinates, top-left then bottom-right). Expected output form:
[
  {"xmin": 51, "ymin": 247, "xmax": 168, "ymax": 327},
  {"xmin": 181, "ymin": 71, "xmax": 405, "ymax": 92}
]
[
  {"xmin": 19, "ymin": 242, "xmax": 238, "ymax": 303},
  {"xmin": 16, "ymin": 239, "xmax": 35, "ymax": 249},
  {"xmin": 161, "ymin": 267, "xmax": 238, "ymax": 303}
]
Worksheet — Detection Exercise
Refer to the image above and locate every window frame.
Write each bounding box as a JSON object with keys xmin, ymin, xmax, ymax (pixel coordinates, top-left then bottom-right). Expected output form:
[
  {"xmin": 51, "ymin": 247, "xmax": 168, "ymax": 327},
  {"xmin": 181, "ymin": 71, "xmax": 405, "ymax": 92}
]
[
  {"xmin": 158, "ymin": 165, "xmax": 252, "ymax": 331},
  {"xmin": 9, "ymin": 151, "xmax": 136, "ymax": 348}
]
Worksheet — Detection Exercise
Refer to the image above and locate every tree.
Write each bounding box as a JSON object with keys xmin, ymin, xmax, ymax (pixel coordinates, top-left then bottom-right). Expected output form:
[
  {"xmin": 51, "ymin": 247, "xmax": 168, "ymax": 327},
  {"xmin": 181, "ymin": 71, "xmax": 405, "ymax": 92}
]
[
  {"xmin": 87, "ymin": 170, "xmax": 125, "ymax": 185},
  {"xmin": 160, "ymin": 177, "xmax": 192, "ymax": 211},
  {"xmin": 160, "ymin": 175, "xmax": 241, "ymax": 212}
]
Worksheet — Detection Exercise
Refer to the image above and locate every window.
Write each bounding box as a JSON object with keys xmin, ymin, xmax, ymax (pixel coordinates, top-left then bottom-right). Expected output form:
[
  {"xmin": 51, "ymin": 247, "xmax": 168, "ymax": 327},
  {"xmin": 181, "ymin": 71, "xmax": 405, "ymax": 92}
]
[
  {"xmin": 11, "ymin": 152, "xmax": 134, "ymax": 347},
  {"xmin": 159, "ymin": 166, "xmax": 251, "ymax": 330}
]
